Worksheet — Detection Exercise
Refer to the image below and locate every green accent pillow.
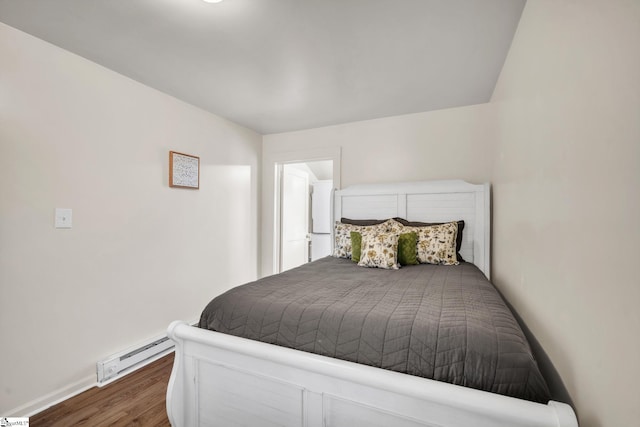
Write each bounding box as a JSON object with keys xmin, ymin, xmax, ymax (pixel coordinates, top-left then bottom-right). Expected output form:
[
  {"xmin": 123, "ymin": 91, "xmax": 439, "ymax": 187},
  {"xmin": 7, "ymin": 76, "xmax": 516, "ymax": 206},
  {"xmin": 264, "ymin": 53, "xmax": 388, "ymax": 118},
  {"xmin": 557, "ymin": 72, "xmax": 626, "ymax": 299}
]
[
  {"xmin": 397, "ymin": 232, "xmax": 419, "ymax": 266},
  {"xmin": 350, "ymin": 231, "xmax": 362, "ymax": 262},
  {"xmin": 352, "ymin": 231, "xmax": 416, "ymax": 266}
]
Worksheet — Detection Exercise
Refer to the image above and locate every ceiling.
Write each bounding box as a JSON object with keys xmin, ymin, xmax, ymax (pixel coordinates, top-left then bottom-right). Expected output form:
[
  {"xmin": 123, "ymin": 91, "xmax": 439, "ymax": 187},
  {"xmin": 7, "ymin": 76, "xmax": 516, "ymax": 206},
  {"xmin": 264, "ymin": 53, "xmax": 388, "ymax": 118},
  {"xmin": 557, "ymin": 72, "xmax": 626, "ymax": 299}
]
[{"xmin": 0, "ymin": 0, "xmax": 526, "ymax": 135}]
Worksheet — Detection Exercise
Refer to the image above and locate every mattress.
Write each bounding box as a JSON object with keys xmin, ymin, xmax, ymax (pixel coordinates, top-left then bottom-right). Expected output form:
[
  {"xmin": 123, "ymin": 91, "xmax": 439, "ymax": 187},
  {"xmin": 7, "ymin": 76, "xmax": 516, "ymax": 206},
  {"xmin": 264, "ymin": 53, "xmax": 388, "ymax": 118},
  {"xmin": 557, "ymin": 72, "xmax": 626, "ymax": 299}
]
[{"xmin": 199, "ymin": 256, "xmax": 551, "ymax": 403}]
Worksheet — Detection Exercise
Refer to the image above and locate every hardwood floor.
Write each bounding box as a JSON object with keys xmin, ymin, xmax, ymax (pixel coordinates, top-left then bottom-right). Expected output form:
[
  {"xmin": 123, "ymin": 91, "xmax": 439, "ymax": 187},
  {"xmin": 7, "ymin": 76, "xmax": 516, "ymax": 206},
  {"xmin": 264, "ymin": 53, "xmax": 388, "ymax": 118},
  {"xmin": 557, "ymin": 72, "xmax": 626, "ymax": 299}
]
[{"xmin": 30, "ymin": 353, "xmax": 174, "ymax": 427}]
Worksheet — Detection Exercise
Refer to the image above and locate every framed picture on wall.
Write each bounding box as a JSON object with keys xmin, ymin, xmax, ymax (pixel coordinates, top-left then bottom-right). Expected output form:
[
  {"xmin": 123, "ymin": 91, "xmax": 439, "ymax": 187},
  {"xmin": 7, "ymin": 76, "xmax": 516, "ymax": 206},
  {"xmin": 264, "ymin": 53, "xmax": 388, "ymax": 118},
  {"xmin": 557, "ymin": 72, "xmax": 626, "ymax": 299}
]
[{"xmin": 169, "ymin": 151, "xmax": 200, "ymax": 189}]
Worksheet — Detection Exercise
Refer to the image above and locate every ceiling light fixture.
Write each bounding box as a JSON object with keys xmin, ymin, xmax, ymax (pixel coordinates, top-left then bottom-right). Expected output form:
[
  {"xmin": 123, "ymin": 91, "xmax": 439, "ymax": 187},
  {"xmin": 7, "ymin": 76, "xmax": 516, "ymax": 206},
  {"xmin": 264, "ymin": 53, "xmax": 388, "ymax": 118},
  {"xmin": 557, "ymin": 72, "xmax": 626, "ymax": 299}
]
[{"xmin": 202, "ymin": 0, "xmax": 223, "ymax": 3}]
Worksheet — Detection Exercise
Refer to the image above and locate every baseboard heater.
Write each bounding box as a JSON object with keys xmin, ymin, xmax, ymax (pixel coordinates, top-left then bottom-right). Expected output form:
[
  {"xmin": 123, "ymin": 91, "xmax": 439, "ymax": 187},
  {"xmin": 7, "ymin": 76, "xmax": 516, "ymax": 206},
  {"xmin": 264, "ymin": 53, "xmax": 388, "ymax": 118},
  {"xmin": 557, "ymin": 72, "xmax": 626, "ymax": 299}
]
[{"xmin": 96, "ymin": 333, "xmax": 175, "ymax": 385}]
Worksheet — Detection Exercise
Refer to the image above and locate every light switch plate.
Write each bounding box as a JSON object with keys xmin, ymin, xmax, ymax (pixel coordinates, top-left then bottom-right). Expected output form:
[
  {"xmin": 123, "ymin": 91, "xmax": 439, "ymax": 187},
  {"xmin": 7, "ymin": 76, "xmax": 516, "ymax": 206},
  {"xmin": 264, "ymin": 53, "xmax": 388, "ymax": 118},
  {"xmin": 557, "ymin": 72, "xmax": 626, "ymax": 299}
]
[{"xmin": 55, "ymin": 208, "xmax": 72, "ymax": 228}]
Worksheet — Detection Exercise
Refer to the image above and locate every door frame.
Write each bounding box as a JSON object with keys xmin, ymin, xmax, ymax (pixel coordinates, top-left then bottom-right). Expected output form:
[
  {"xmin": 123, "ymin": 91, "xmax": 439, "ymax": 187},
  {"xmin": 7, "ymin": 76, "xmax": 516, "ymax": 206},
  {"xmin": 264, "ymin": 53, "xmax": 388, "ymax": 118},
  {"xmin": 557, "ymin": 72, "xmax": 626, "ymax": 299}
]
[{"xmin": 264, "ymin": 147, "xmax": 341, "ymax": 276}]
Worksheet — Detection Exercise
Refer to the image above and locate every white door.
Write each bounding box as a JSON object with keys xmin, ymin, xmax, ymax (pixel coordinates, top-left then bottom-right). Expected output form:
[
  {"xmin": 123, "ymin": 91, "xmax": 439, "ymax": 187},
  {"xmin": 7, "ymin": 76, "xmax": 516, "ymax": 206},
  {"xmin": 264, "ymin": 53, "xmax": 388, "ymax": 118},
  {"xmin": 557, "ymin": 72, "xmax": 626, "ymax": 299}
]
[{"xmin": 280, "ymin": 165, "xmax": 310, "ymax": 272}]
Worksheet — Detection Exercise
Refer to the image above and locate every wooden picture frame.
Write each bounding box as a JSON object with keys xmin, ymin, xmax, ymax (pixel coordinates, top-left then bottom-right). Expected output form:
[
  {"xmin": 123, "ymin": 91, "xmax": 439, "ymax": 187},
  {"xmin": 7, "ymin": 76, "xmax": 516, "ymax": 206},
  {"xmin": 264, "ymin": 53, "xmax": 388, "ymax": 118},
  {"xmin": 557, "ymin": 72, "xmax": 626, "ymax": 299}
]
[{"xmin": 169, "ymin": 151, "xmax": 200, "ymax": 189}]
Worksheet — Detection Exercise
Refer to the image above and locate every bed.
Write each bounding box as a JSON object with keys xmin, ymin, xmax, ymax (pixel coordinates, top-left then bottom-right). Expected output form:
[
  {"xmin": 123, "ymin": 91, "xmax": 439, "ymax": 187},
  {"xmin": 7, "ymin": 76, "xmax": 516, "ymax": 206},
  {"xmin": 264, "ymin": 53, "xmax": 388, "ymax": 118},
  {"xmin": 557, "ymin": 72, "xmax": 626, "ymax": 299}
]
[{"xmin": 166, "ymin": 180, "xmax": 578, "ymax": 427}]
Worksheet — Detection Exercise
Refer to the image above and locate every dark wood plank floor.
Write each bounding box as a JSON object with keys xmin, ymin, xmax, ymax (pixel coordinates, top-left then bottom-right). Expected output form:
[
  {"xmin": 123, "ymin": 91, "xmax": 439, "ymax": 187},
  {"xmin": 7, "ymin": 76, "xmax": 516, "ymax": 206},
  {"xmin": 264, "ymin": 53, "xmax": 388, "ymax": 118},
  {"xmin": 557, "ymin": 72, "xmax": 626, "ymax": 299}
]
[{"xmin": 30, "ymin": 353, "xmax": 174, "ymax": 427}]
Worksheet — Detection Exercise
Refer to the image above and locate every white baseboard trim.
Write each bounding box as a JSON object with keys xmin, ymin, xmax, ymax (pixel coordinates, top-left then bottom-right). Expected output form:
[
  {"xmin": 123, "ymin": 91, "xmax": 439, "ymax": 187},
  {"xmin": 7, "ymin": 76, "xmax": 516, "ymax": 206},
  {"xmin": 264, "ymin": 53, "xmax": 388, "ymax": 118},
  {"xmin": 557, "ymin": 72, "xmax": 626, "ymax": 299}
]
[{"xmin": 7, "ymin": 375, "xmax": 97, "ymax": 418}]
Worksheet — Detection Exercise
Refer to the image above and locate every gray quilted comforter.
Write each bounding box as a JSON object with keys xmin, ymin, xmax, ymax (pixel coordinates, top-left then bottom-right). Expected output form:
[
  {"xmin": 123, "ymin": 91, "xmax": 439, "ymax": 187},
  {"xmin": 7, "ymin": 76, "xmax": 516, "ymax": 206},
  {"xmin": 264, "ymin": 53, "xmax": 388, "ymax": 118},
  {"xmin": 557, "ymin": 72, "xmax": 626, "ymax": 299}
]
[{"xmin": 199, "ymin": 257, "xmax": 550, "ymax": 403}]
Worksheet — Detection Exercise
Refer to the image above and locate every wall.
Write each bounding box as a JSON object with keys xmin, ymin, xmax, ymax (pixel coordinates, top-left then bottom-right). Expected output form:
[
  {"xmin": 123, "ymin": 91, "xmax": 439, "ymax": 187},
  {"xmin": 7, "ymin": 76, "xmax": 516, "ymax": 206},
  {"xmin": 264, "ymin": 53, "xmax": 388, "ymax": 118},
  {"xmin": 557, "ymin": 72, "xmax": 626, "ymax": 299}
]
[
  {"xmin": 261, "ymin": 104, "xmax": 495, "ymax": 276},
  {"xmin": 489, "ymin": 1, "xmax": 640, "ymax": 426},
  {"xmin": 262, "ymin": 1, "xmax": 640, "ymax": 425},
  {"xmin": 0, "ymin": 23, "xmax": 261, "ymax": 414}
]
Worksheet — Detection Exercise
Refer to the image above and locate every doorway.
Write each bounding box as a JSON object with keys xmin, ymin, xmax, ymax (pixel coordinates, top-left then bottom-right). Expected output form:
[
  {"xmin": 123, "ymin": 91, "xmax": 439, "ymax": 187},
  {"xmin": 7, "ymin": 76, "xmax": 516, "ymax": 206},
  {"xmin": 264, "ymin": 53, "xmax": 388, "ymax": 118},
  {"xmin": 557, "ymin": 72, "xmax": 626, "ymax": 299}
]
[{"xmin": 278, "ymin": 160, "xmax": 333, "ymax": 272}]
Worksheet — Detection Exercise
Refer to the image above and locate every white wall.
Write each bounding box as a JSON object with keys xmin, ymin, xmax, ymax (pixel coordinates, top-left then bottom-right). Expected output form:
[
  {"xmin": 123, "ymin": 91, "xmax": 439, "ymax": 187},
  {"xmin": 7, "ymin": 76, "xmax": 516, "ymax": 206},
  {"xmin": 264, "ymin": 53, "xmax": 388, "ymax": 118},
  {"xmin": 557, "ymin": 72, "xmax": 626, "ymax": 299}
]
[
  {"xmin": 262, "ymin": 104, "xmax": 494, "ymax": 275},
  {"xmin": 489, "ymin": 1, "xmax": 640, "ymax": 426},
  {"xmin": 262, "ymin": 2, "xmax": 640, "ymax": 426},
  {"xmin": 0, "ymin": 23, "xmax": 261, "ymax": 415}
]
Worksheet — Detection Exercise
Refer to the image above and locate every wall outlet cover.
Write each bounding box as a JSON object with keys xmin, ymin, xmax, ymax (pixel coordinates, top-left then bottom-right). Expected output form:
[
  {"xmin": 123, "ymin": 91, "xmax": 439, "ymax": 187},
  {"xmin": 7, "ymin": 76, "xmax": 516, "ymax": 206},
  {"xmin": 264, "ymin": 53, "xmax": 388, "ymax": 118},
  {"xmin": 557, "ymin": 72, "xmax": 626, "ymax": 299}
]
[{"xmin": 55, "ymin": 208, "xmax": 72, "ymax": 228}]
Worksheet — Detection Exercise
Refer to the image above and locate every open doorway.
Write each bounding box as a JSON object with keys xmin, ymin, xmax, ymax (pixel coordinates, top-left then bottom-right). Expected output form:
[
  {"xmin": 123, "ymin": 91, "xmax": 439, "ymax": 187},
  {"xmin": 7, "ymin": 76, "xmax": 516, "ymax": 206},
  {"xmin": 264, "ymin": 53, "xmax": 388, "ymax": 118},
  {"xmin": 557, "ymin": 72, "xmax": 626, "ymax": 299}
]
[{"xmin": 278, "ymin": 160, "xmax": 333, "ymax": 272}]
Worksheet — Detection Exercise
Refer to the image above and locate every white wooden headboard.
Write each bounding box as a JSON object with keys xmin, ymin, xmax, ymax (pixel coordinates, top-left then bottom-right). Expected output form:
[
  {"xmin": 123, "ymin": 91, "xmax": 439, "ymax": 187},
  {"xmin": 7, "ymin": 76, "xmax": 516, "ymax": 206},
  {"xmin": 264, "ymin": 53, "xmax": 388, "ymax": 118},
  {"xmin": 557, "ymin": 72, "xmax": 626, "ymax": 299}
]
[{"xmin": 333, "ymin": 180, "xmax": 491, "ymax": 279}]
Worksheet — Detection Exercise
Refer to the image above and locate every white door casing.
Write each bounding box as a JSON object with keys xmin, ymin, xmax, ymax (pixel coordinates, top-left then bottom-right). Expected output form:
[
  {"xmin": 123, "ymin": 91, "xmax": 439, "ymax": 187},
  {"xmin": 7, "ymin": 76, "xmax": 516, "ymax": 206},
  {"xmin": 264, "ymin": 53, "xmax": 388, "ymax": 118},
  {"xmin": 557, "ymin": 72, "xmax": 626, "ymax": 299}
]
[{"xmin": 264, "ymin": 146, "xmax": 341, "ymax": 277}]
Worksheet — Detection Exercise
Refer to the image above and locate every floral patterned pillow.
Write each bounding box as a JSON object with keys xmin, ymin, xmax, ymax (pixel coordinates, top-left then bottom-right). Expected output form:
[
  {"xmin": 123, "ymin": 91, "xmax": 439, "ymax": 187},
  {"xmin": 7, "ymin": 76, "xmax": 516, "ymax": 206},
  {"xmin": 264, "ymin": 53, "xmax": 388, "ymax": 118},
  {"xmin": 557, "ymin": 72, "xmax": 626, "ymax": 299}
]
[
  {"xmin": 334, "ymin": 222, "xmax": 359, "ymax": 258},
  {"xmin": 376, "ymin": 218, "xmax": 405, "ymax": 234},
  {"xmin": 406, "ymin": 222, "xmax": 459, "ymax": 265},
  {"xmin": 333, "ymin": 220, "xmax": 398, "ymax": 259},
  {"xmin": 357, "ymin": 232, "xmax": 399, "ymax": 270}
]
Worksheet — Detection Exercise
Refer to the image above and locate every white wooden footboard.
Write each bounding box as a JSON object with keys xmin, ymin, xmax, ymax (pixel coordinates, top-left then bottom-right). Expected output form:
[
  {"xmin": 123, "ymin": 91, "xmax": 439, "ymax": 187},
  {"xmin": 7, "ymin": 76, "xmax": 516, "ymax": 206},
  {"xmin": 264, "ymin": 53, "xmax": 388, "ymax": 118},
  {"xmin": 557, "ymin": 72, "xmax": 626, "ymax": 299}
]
[{"xmin": 166, "ymin": 321, "xmax": 577, "ymax": 427}]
